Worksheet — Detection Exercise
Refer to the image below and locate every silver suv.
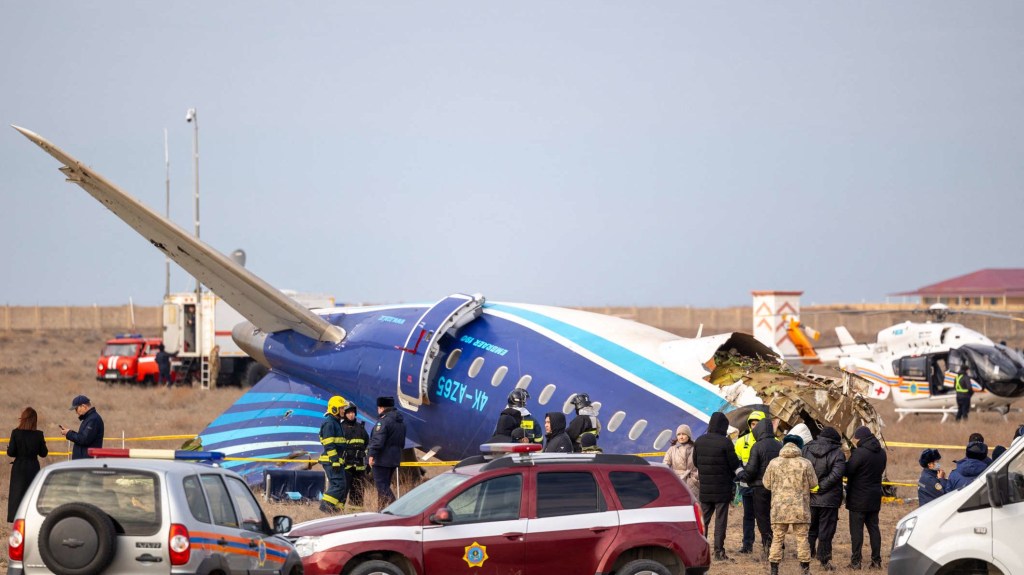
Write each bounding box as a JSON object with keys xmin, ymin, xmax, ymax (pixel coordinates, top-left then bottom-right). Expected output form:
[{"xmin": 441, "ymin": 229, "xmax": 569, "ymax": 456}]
[{"xmin": 7, "ymin": 454, "xmax": 302, "ymax": 575}]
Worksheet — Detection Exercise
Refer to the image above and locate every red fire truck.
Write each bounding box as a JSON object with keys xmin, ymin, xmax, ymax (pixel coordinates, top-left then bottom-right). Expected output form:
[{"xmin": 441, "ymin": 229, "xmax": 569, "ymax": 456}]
[{"xmin": 95, "ymin": 333, "xmax": 166, "ymax": 385}]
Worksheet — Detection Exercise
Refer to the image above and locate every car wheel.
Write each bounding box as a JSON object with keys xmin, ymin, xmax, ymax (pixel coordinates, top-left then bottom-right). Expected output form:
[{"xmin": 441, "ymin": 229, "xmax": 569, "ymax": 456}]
[
  {"xmin": 38, "ymin": 502, "xmax": 118, "ymax": 575},
  {"xmin": 348, "ymin": 559, "xmax": 405, "ymax": 575},
  {"xmin": 616, "ymin": 559, "xmax": 672, "ymax": 575}
]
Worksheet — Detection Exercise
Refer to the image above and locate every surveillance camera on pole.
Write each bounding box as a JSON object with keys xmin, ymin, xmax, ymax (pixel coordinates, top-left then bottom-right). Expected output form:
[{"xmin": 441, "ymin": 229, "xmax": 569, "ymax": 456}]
[{"xmin": 185, "ymin": 108, "xmax": 196, "ymax": 123}]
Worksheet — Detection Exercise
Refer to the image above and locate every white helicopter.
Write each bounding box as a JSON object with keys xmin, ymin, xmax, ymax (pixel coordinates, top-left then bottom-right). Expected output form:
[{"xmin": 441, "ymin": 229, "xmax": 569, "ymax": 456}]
[{"xmin": 809, "ymin": 304, "xmax": 1024, "ymax": 420}]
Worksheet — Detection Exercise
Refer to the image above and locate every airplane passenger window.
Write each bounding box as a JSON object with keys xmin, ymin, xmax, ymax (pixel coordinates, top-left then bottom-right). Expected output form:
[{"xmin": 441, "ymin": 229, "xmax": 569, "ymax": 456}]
[
  {"xmin": 538, "ymin": 384, "xmax": 557, "ymax": 405},
  {"xmin": 607, "ymin": 411, "xmax": 626, "ymax": 432},
  {"xmin": 653, "ymin": 429, "xmax": 673, "ymax": 450},
  {"xmin": 445, "ymin": 349, "xmax": 462, "ymax": 370},
  {"xmin": 561, "ymin": 395, "xmax": 577, "ymax": 414},
  {"xmin": 468, "ymin": 357, "xmax": 485, "ymax": 378},
  {"xmin": 628, "ymin": 420, "xmax": 648, "ymax": 440},
  {"xmin": 491, "ymin": 366, "xmax": 508, "ymax": 387},
  {"xmin": 516, "ymin": 375, "xmax": 532, "ymax": 389}
]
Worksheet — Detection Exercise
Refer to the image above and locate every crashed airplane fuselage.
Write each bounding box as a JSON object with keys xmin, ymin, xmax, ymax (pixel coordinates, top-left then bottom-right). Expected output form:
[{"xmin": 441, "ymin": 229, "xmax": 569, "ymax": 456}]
[{"xmin": 15, "ymin": 125, "xmax": 884, "ymax": 482}]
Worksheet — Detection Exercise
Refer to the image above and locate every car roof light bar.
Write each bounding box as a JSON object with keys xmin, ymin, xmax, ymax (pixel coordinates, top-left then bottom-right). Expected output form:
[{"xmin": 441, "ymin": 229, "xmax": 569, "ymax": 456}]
[
  {"xmin": 478, "ymin": 443, "xmax": 543, "ymax": 454},
  {"xmin": 88, "ymin": 448, "xmax": 225, "ymax": 461}
]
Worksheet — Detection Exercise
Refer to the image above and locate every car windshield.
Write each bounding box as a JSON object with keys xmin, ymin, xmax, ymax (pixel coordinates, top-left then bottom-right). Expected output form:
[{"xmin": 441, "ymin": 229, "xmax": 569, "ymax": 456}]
[
  {"xmin": 102, "ymin": 343, "xmax": 140, "ymax": 356},
  {"xmin": 381, "ymin": 471, "xmax": 472, "ymax": 517}
]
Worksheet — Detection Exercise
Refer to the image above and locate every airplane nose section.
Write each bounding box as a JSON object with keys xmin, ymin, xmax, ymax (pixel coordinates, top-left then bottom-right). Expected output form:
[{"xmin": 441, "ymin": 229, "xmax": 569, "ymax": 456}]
[{"xmin": 232, "ymin": 321, "xmax": 269, "ymax": 367}]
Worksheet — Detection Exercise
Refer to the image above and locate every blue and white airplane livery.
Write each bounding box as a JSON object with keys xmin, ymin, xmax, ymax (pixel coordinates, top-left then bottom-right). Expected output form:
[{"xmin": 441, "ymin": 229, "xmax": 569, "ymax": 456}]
[{"xmin": 15, "ymin": 126, "xmax": 777, "ymax": 483}]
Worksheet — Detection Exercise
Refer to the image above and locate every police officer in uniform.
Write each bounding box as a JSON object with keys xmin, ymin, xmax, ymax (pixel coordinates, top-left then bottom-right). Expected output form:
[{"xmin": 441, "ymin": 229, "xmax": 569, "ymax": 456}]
[
  {"xmin": 917, "ymin": 448, "xmax": 948, "ymax": 506},
  {"xmin": 318, "ymin": 396, "xmax": 348, "ymax": 513},
  {"xmin": 339, "ymin": 403, "xmax": 370, "ymax": 507},
  {"xmin": 368, "ymin": 396, "xmax": 406, "ymax": 507},
  {"xmin": 566, "ymin": 393, "xmax": 600, "ymax": 453},
  {"xmin": 955, "ymin": 364, "xmax": 973, "ymax": 422}
]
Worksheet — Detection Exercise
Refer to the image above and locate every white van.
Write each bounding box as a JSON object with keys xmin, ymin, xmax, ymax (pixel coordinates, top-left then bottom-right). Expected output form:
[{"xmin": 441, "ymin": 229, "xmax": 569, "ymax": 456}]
[{"xmin": 889, "ymin": 437, "xmax": 1024, "ymax": 574}]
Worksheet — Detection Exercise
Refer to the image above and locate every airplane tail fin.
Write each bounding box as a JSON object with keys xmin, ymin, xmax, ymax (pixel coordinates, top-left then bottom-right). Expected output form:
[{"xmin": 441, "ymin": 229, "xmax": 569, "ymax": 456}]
[
  {"xmin": 195, "ymin": 372, "xmax": 332, "ymax": 484},
  {"xmin": 836, "ymin": 326, "xmax": 857, "ymax": 347}
]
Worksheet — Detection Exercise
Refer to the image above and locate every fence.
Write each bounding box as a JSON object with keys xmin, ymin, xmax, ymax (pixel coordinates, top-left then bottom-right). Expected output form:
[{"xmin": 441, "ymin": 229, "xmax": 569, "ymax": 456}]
[
  {"xmin": 1, "ymin": 305, "xmax": 161, "ymax": 332},
  {"xmin": 3, "ymin": 304, "xmax": 1022, "ymax": 348}
]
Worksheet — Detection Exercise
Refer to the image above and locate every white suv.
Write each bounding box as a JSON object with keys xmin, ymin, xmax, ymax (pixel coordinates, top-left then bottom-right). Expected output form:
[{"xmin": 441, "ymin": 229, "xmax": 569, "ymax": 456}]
[{"xmin": 7, "ymin": 451, "xmax": 302, "ymax": 575}]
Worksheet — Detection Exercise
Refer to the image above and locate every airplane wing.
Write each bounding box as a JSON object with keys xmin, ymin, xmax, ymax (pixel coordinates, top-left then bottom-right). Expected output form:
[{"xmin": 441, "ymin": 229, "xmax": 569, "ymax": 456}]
[{"xmin": 13, "ymin": 126, "xmax": 344, "ymax": 343}]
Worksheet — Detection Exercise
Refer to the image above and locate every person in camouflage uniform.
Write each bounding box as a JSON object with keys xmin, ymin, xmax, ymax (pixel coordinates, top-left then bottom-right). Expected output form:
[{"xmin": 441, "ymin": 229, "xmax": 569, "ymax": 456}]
[{"xmin": 763, "ymin": 435, "xmax": 818, "ymax": 575}]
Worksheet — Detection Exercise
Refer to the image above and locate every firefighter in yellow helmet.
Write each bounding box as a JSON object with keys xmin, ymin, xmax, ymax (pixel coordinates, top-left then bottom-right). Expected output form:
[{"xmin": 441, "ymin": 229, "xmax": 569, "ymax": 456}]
[
  {"xmin": 734, "ymin": 410, "xmax": 766, "ymax": 554},
  {"xmin": 318, "ymin": 396, "xmax": 349, "ymax": 513}
]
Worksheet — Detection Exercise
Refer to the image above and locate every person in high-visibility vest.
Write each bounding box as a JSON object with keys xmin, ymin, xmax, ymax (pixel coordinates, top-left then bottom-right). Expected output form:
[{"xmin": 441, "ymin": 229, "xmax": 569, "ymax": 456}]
[
  {"xmin": 734, "ymin": 410, "xmax": 765, "ymax": 554},
  {"xmin": 954, "ymin": 365, "xmax": 974, "ymax": 422}
]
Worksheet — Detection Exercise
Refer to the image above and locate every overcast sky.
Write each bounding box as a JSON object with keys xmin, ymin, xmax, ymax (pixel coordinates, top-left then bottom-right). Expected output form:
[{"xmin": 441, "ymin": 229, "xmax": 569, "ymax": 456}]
[{"xmin": 2, "ymin": 2, "xmax": 1022, "ymax": 308}]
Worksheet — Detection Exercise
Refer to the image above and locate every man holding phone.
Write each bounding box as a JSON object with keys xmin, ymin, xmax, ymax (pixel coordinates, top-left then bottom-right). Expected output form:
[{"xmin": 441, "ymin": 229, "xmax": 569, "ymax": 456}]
[{"xmin": 60, "ymin": 395, "xmax": 104, "ymax": 459}]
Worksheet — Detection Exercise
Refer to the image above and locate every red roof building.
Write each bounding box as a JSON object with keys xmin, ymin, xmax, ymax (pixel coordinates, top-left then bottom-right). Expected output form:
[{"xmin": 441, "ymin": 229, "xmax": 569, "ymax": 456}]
[{"xmin": 894, "ymin": 268, "xmax": 1024, "ymax": 306}]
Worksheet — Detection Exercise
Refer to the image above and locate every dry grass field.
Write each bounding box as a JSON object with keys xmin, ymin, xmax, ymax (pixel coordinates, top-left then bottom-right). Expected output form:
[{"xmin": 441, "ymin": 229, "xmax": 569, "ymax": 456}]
[{"xmin": 1, "ymin": 328, "xmax": 1020, "ymax": 574}]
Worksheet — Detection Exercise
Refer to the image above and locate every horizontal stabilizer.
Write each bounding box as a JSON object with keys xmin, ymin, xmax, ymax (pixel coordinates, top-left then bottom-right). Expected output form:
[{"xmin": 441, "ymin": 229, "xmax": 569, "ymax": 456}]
[{"xmin": 13, "ymin": 125, "xmax": 344, "ymax": 343}]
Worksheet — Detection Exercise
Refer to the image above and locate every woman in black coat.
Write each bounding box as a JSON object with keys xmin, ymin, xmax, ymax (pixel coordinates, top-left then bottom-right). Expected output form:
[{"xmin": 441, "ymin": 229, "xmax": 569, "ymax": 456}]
[{"xmin": 7, "ymin": 407, "xmax": 48, "ymax": 522}]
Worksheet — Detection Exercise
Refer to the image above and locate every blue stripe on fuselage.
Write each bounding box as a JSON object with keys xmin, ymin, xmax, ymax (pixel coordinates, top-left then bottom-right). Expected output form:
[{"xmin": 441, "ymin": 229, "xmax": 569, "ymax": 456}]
[{"xmin": 486, "ymin": 303, "xmax": 725, "ymax": 416}]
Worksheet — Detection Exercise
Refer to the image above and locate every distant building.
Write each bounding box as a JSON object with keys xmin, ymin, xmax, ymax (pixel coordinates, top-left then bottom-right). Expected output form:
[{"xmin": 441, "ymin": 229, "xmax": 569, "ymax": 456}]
[{"xmin": 893, "ymin": 268, "xmax": 1024, "ymax": 307}]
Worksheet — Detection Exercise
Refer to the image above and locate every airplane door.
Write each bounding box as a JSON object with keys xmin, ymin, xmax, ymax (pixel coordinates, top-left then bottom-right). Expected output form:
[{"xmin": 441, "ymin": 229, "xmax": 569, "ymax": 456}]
[{"xmin": 396, "ymin": 293, "xmax": 484, "ymax": 410}]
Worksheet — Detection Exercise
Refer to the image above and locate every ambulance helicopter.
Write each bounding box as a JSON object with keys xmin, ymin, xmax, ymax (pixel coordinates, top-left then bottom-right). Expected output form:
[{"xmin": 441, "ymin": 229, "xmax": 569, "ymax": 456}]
[
  {"xmin": 799, "ymin": 304, "xmax": 1024, "ymax": 419},
  {"xmin": 15, "ymin": 125, "xmax": 885, "ymax": 483}
]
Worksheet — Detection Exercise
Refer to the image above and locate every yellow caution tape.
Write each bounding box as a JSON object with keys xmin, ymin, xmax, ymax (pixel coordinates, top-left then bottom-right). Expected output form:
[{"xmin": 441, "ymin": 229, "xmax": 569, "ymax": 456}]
[{"xmin": 886, "ymin": 441, "xmax": 992, "ymax": 451}]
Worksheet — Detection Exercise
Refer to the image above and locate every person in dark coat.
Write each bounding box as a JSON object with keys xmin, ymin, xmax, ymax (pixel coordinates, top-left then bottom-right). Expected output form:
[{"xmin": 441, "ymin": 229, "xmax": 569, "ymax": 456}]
[
  {"xmin": 802, "ymin": 426, "xmax": 846, "ymax": 571},
  {"xmin": 542, "ymin": 412, "xmax": 573, "ymax": 453},
  {"xmin": 155, "ymin": 344, "xmax": 173, "ymax": 387},
  {"xmin": 486, "ymin": 400, "xmax": 524, "ymax": 445},
  {"xmin": 566, "ymin": 393, "xmax": 600, "ymax": 452},
  {"xmin": 948, "ymin": 441, "xmax": 989, "ymax": 491},
  {"xmin": 844, "ymin": 426, "xmax": 887, "ymax": 570},
  {"xmin": 367, "ymin": 396, "xmax": 406, "ymax": 507},
  {"xmin": 693, "ymin": 411, "xmax": 742, "ymax": 561},
  {"xmin": 917, "ymin": 448, "xmax": 948, "ymax": 507},
  {"xmin": 339, "ymin": 403, "xmax": 370, "ymax": 507},
  {"xmin": 7, "ymin": 407, "xmax": 48, "ymax": 522},
  {"xmin": 60, "ymin": 395, "xmax": 103, "ymax": 460},
  {"xmin": 740, "ymin": 417, "xmax": 781, "ymax": 559}
]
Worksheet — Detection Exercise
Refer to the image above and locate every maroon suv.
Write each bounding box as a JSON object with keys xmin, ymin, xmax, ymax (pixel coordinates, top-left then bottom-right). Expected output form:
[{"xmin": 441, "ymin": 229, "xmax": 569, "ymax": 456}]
[{"xmin": 289, "ymin": 446, "xmax": 710, "ymax": 575}]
